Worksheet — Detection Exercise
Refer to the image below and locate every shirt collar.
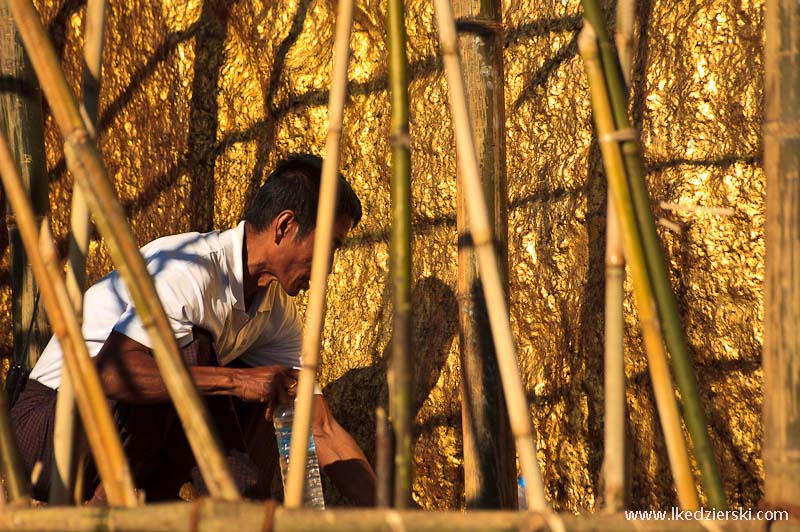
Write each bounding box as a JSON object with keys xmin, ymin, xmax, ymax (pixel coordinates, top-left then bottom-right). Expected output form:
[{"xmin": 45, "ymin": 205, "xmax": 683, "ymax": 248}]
[{"xmin": 220, "ymin": 221, "xmax": 273, "ymax": 314}]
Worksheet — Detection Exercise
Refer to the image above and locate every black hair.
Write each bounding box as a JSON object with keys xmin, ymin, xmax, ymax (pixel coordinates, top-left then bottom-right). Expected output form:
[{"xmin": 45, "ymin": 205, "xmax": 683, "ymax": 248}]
[{"xmin": 242, "ymin": 154, "xmax": 363, "ymax": 235}]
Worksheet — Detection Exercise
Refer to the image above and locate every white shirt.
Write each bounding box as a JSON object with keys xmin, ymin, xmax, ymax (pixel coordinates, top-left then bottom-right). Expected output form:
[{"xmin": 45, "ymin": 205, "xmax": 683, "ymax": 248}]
[{"xmin": 30, "ymin": 221, "xmax": 303, "ymax": 390}]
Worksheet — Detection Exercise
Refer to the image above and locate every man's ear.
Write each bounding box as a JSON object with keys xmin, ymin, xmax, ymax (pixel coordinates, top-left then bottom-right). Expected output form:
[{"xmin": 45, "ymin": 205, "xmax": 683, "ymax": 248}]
[{"xmin": 273, "ymin": 210, "xmax": 297, "ymax": 244}]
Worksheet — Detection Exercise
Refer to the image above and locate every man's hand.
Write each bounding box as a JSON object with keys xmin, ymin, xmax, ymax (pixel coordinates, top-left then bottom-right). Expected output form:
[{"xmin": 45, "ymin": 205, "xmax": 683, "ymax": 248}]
[{"xmin": 233, "ymin": 366, "xmax": 298, "ymax": 419}]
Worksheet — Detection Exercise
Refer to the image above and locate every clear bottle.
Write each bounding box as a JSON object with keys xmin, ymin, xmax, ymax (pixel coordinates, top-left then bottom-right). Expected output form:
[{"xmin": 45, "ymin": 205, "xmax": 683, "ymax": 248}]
[
  {"xmin": 273, "ymin": 402, "xmax": 325, "ymax": 508},
  {"xmin": 517, "ymin": 476, "xmax": 527, "ymax": 510}
]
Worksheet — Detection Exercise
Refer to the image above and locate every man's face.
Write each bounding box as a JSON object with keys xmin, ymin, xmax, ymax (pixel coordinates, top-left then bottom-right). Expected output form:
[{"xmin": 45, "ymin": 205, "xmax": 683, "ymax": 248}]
[{"xmin": 274, "ymin": 214, "xmax": 353, "ymax": 296}]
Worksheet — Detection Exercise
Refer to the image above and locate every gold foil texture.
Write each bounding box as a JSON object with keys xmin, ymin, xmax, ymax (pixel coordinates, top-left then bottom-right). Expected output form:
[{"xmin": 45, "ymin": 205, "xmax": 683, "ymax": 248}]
[{"xmin": 0, "ymin": 0, "xmax": 764, "ymax": 511}]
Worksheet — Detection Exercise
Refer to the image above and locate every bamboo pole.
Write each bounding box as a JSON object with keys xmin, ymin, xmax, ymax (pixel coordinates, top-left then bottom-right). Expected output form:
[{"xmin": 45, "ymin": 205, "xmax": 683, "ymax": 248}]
[
  {"xmin": 453, "ymin": 0, "xmax": 516, "ymax": 510},
  {"xmin": 763, "ymin": 0, "xmax": 800, "ymax": 508},
  {"xmin": 375, "ymin": 407, "xmax": 392, "ymax": 508},
  {"xmin": 0, "ymin": 128, "xmax": 137, "ymax": 507},
  {"xmin": 580, "ymin": 0, "xmax": 726, "ymax": 509},
  {"xmin": 0, "ymin": 503, "xmax": 787, "ymax": 532},
  {"xmin": 50, "ymin": 0, "xmax": 105, "ymax": 505},
  {"xmin": 431, "ymin": 0, "xmax": 547, "ymax": 512},
  {"xmin": 603, "ymin": 192, "xmax": 625, "ymax": 511},
  {"xmin": 386, "ymin": 0, "xmax": 413, "ymax": 508},
  {"xmin": 79, "ymin": 0, "xmax": 105, "ymax": 137},
  {"xmin": 615, "ymin": 0, "xmax": 635, "ymax": 81},
  {"xmin": 6, "ymin": 0, "xmax": 239, "ymax": 501},
  {"xmin": 0, "ymin": 353, "xmax": 29, "ymax": 504},
  {"xmin": 578, "ymin": 23, "xmax": 700, "ymax": 510},
  {"xmin": 0, "ymin": 0, "xmax": 50, "ymax": 384},
  {"xmin": 284, "ymin": 0, "xmax": 355, "ymax": 509},
  {"xmin": 602, "ymin": 0, "xmax": 635, "ymax": 512}
]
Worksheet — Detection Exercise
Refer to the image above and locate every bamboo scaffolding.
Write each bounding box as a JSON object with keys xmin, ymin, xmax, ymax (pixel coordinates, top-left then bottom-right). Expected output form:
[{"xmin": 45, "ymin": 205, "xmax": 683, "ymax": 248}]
[
  {"xmin": 6, "ymin": 0, "xmax": 239, "ymax": 501},
  {"xmin": 50, "ymin": 0, "xmax": 106, "ymax": 505},
  {"xmin": 387, "ymin": 0, "xmax": 413, "ymax": 508},
  {"xmin": 0, "ymin": 503, "xmax": 790, "ymax": 532},
  {"xmin": 763, "ymin": 0, "xmax": 800, "ymax": 507},
  {"xmin": 578, "ymin": 23, "xmax": 699, "ymax": 510},
  {"xmin": 431, "ymin": 0, "xmax": 547, "ymax": 512},
  {"xmin": 284, "ymin": 0, "xmax": 355, "ymax": 509},
  {"xmin": 0, "ymin": 0, "xmax": 50, "ymax": 388},
  {"xmin": 602, "ymin": 0, "xmax": 635, "ymax": 512},
  {"xmin": 453, "ymin": 0, "xmax": 515, "ymax": 510},
  {"xmin": 0, "ymin": 129, "xmax": 137, "ymax": 507},
  {"xmin": 580, "ymin": 0, "xmax": 726, "ymax": 509}
]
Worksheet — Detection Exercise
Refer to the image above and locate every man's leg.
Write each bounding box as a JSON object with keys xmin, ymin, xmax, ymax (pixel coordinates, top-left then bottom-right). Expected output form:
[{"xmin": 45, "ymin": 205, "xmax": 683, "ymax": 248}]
[
  {"xmin": 237, "ymin": 400, "xmax": 279, "ymax": 499},
  {"xmin": 9, "ymin": 379, "xmax": 59, "ymax": 501}
]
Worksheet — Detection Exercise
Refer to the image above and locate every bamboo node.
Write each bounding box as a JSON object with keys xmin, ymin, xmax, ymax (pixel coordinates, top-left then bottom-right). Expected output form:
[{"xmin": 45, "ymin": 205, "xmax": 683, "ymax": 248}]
[
  {"xmin": 64, "ymin": 128, "xmax": 91, "ymax": 149},
  {"xmin": 598, "ymin": 128, "xmax": 638, "ymax": 144},
  {"xmin": 260, "ymin": 499, "xmax": 279, "ymax": 532},
  {"xmin": 389, "ymin": 131, "xmax": 411, "ymax": 148},
  {"xmin": 188, "ymin": 496, "xmax": 207, "ymax": 532},
  {"xmin": 385, "ymin": 510, "xmax": 407, "ymax": 532}
]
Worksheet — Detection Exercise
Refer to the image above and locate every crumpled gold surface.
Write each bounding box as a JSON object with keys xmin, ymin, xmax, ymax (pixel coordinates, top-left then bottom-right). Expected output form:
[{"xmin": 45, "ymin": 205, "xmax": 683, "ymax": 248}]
[{"xmin": 0, "ymin": 0, "xmax": 763, "ymax": 511}]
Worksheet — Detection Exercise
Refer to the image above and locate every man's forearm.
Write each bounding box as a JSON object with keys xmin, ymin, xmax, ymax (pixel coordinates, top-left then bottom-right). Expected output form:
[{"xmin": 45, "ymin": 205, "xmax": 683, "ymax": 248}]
[
  {"xmin": 98, "ymin": 349, "xmax": 241, "ymax": 403},
  {"xmin": 311, "ymin": 395, "xmax": 376, "ymax": 506},
  {"xmin": 94, "ymin": 331, "xmax": 296, "ymax": 406}
]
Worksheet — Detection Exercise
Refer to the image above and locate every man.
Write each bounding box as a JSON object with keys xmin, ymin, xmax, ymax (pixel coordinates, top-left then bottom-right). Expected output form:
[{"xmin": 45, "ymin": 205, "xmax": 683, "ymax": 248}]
[{"xmin": 11, "ymin": 154, "xmax": 376, "ymax": 504}]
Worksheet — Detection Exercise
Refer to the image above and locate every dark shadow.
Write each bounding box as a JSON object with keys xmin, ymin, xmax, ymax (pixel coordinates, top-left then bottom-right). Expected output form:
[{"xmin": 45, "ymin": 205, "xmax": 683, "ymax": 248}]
[
  {"xmin": 512, "ymin": 32, "xmax": 580, "ymax": 111},
  {"xmin": 241, "ymin": 0, "xmax": 315, "ymax": 216},
  {"xmin": 322, "ymin": 276, "xmax": 458, "ymax": 506},
  {"xmin": 504, "ymin": 15, "xmax": 583, "ymax": 46},
  {"xmin": 580, "ymin": 135, "xmax": 609, "ymax": 507},
  {"xmin": 646, "ymin": 154, "xmax": 761, "ymax": 173},
  {"xmin": 186, "ymin": 0, "xmax": 229, "ymax": 231}
]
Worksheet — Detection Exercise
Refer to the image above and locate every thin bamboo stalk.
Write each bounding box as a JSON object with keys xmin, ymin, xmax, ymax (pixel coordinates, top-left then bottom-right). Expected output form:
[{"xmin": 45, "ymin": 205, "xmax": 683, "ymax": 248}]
[
  {"xmin": 615, "ymin": 0, "xmax": 635, "ymax": 82},
  {"xmin": 0, "ymin": 128, "xmax": 137, "ymax": 507},
  {"xmin": 763, "ymin": 0, "xmax": 800, "ymax": 507},
  {"xmin": 79, "ymin": 0, "xmax": 105, "ymax": 135},
  {"xmin": 284, "ymin": 0, "xmax": 355, "ymax": 509},
  {"xmin": 453, "ymin": 0, "xmax": 515, "ymax": 510},
  {"xmin": 50, "ymin": 363, "xmax": 77, "ymax": 504},
  {"xmin": 578, "ymin": 23, "xmax": 699, "ymax": 510},
  {"xmin": 50, "ymin": 0, "xmax": 105, "ymax": 505},
  {"xmin": 580, "ymin": 0, "xmax": 726, "ymax": 509},
  {"xmin": 387, "ymin": 0, "xmax": 413, "ymax": 509},
  {"xmin": 6, "ymin": 0, "xmax": 239, "ymax": 501},
  {"xmin": 375, "ymin": 407, "xmax": 392, "ymax": 508},
  {"xmin": 0, "ymin": 502, "xmax": 778, "ymax": 532},
  {"xmin": 431, "ymin": 0, "xmax": 547, "ymax": 512},
  {"xmin": 602, "ymin": 0, "xmax": 635, "ymax": 512},
  {"xmin": 603, "ymin": 193, "xmax": 625, "ymax": 512}
]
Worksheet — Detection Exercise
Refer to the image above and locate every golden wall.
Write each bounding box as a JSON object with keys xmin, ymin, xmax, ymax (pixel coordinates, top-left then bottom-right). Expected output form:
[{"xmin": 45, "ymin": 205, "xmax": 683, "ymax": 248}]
[{"xmin": 0, "ymin": 0, "xmax": 763, "ymax": 511}]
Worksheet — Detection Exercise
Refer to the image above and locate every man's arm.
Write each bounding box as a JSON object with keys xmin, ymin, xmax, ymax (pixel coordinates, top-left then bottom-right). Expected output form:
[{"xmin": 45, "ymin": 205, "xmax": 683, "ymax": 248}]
[
  {"xmin": 95, "ymin": 330, "xmax": 296, "ymax": 417},
  {"xmin": 311, "ymin": 394, "xmax": 376, "ymax": 506}
]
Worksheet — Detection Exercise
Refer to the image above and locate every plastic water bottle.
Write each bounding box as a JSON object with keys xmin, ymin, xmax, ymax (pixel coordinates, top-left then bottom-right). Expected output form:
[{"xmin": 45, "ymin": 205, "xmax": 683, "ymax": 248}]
[
  {"xmin": 518, "ymin": 476, "xmax": 527, "ymax": 510},
  {"xmin": 273, "ymin": 403, "xmax": 325, "ymax": 508}
]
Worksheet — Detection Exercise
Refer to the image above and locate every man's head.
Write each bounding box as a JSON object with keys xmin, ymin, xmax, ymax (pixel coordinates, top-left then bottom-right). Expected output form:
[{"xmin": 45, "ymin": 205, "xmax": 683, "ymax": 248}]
[
  {"xmin": 243, "ymin": 154, "xmax": 362, "ymax": 237},
  {"xmin": 242, "ymin": 154, "xmax": 363, "ymax": 296}
]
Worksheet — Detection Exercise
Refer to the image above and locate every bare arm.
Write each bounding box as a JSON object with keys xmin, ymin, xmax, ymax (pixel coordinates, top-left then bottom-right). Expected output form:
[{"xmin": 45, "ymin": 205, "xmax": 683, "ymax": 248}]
[
  {"xmin": 311, "ymin": 394, "xmax": 376, "ymax": 506},
  {"xmin": 95, "ymin": 331, "xmax": 296, "ymax": 417}
]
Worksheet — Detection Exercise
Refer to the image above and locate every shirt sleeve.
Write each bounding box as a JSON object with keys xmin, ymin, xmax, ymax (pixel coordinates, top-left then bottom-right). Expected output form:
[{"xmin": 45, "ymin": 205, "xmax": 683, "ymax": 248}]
[{"xmin": 111, "ymin": 271, "xmax": 203, "ymax": 349}]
